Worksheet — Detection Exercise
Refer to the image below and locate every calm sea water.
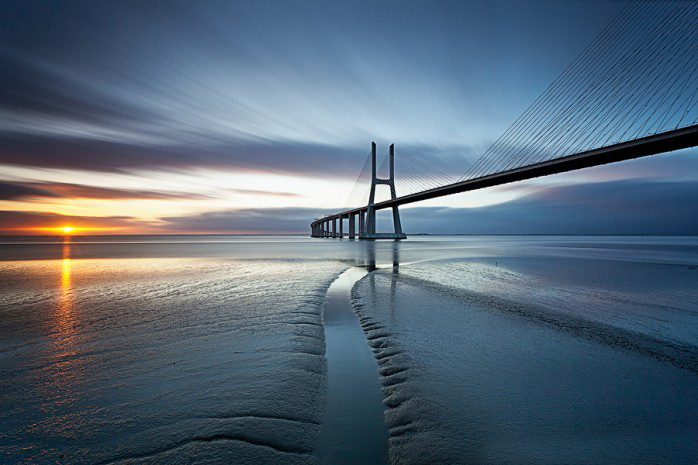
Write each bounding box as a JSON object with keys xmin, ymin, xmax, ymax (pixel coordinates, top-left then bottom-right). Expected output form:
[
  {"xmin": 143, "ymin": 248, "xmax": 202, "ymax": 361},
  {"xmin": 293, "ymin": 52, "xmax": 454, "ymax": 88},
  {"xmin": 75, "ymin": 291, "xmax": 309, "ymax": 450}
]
[{"xmin": 0, "ymin": 235, "xmax": 696, "ymax": 464}]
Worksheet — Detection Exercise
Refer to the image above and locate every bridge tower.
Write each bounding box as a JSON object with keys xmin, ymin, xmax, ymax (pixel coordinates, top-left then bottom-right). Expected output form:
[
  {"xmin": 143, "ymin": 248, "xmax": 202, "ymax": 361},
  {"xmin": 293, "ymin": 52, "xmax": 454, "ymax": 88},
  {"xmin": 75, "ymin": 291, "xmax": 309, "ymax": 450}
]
[{"xmin": 361, "ymin": 142, "xmax": 407, "ymax": 240}]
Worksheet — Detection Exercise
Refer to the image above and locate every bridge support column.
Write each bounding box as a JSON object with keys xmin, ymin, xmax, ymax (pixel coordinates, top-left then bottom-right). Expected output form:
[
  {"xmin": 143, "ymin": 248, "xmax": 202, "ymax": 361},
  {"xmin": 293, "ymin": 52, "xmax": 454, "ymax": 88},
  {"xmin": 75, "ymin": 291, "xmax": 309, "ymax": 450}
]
[
  {"xmin": 365, "ymin": 206, "xmax": 376, "ymax": 237},
  {"xmin": 361, "ymin": 142, "xmax": 406, "ymax": 240},
  {"xmin": 310, "ymin": 143, "xmax": 406, "ymax": 240}
]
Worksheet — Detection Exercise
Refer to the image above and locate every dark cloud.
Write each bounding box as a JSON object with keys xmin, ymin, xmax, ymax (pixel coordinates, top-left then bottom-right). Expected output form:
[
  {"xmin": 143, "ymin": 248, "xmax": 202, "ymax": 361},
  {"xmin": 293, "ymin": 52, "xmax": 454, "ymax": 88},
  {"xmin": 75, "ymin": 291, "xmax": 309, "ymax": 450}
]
[
  {"xmin": 0, "ymin": 134, "xmax": 372, "ymax": 177},
  {"xmin": 0, "ymin": 181, "xmax": 211, "ymax": 200},
  {"xmin": 0, "ymin": 181, "xmax": 56, "ymax": 200},
  {"xmin": 398, "ymin": 180, "xmax": 698, "ymax": 235},
  {"xmin": 0, "ymin": 54, "xmax": 160, "ymax": 127},
  {"xmin": 158, "ymin": 208, "xmax": 328, "ymax": 234}
]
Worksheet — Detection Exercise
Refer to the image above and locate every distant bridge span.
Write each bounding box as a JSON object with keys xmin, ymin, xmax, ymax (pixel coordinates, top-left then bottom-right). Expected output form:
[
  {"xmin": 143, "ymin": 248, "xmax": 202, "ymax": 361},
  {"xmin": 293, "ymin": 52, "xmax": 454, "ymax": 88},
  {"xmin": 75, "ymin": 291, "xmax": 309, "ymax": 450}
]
[{"xmin": 310, "ymin": 125, "xmax": 698, "ymax": 239}]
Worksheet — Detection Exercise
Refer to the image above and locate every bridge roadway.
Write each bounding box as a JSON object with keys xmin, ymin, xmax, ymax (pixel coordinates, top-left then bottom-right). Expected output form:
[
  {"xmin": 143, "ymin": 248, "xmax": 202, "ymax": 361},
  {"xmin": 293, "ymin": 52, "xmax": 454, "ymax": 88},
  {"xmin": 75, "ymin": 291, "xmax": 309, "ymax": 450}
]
[{"xmin": 311, "ymin": 124, "xmax": 698, "ymax": 238}]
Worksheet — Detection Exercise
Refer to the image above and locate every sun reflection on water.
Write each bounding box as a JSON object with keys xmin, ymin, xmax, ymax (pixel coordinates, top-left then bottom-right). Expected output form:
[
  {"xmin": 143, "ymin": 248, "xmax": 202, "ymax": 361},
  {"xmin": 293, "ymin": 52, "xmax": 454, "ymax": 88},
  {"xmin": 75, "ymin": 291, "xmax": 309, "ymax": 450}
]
[
  {"xmin": 26, "ymin": 236, "xmax": 86, "ymax": 423},
  {"xmin": 44, "ymin": 236, "xmax": 83, "ymax": 409},
  {"xmin": 57, "ymin": 239, "xmax": 73, "ymax": 332}
]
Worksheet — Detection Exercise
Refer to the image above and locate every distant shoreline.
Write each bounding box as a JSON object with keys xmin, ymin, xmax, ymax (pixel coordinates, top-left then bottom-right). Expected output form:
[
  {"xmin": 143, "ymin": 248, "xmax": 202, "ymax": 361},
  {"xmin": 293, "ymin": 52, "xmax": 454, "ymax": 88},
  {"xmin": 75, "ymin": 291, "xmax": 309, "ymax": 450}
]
[{"xmin": 1, "ymin": 233, "xmax": 698, "ymax": 238}]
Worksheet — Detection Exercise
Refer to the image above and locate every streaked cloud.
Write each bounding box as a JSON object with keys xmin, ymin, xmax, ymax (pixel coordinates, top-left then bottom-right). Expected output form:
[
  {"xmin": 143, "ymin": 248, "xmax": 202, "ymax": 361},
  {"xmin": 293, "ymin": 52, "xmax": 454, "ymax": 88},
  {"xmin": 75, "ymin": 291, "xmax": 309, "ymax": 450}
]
[
  {"xmin": 0, "ymin": 181, "xmax": 57, "ymax": 201},
  {"xmin": 0, "ymin": 210, "xmax": 150, "ymax": 234},
  {"xmin": 0, "ymin": 181, "xmax": 212, "ymax": 201},
  {"xmin": 0, "ymin": 0, "xmax": 621, "ymax": 174},
  {"xmin": 2, "ymin": 0, "xmax": 694, "ymax": 234}
]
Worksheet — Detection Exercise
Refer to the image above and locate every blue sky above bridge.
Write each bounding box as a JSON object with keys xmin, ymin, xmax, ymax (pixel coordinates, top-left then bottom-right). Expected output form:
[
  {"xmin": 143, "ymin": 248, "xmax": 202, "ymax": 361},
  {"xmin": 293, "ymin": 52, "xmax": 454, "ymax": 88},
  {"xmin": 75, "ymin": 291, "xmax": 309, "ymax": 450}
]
[{"xmin": 1, "ymin": 0, "xmax": 696, "ymax": 234}]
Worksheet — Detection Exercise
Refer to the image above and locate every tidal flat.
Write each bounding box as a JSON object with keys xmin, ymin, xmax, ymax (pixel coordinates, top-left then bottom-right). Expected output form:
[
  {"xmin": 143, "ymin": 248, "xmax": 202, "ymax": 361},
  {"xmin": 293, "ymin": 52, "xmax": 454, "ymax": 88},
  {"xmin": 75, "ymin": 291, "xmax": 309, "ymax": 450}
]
[{"xmin": 0, "ymin": 236, "xmax": 696, "ymax": 464}]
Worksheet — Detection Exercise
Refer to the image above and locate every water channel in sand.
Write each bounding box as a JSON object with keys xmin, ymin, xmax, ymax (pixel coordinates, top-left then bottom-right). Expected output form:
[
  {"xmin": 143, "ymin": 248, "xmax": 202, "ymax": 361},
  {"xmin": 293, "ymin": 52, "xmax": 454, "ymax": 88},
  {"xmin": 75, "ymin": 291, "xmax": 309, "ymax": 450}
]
[{"xmin": 317, "ymin": 267, "xmax": 389, "ymax": 465}]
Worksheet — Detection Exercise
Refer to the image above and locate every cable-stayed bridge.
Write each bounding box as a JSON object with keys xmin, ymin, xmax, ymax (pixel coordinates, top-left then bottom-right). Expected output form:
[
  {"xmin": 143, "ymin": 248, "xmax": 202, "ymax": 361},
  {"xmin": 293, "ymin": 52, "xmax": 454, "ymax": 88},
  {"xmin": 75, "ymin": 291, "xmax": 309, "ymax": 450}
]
[{"xmin": 311, "ymin": 1, "xmax": 698, "ymax": 239}]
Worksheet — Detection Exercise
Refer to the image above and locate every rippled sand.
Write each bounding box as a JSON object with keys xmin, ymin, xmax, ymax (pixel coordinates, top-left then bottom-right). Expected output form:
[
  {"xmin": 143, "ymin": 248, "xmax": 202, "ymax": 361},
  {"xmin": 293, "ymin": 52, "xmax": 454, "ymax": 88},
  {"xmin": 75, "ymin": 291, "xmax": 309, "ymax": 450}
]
[
  {"xmin": 0, "ymin": 256, "xmax": 344, "ymax": 464},
  {"xmin": 353, "ymin": 257, "xmax": 698, "ymax": 465}
]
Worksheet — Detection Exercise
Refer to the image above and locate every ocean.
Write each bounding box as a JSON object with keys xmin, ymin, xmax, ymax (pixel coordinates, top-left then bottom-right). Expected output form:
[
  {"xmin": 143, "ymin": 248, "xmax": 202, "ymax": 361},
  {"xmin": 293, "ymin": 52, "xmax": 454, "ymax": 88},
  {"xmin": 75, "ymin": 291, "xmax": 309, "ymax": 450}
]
[{"xmin": 1, "ymin": 235, "xmax": 696, "ymax": 464}]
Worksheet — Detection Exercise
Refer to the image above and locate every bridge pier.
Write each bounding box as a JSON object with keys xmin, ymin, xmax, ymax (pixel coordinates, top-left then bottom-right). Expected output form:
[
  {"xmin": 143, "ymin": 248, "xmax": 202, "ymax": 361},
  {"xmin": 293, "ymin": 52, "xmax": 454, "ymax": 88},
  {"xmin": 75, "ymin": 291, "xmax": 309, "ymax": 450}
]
[
  {"xmin": 359, "ymin": 142, "xmax": 406, "ymax": 240},
  {"xmin": 391, "ymin": 207, "xmax": 404, "ymax": 237},
  {"xmin": 363, "ymin": 206, "xmax": 376, "ymax": 238},
  {"xmin": 310, "ymin": 142, "xmax": 407, "ymax": 240}
]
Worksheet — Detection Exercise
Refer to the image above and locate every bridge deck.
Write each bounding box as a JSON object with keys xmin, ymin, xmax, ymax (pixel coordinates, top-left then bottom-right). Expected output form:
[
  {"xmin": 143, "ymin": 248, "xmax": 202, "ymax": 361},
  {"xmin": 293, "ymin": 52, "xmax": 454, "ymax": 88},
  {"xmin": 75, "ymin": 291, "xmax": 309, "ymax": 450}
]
[{"xmin": 313, "ymin": 124, "xmax": 697, "ymax": 227}]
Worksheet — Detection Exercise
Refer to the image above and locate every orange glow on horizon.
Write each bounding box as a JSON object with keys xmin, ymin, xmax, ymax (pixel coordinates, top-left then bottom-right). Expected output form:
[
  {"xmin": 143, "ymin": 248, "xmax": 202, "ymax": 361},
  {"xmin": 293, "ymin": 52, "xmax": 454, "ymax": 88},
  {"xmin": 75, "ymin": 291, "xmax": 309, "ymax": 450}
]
[{"xmin": 25, "ymin": 225, "xmax": 122, "ymax": 235}]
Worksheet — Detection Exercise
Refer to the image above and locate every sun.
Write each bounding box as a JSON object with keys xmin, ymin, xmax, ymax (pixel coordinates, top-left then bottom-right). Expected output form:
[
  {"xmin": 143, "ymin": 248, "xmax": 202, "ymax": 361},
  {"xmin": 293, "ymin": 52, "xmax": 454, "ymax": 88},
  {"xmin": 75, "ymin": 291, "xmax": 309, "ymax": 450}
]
[{"xmin": 30, "ymin": 225, "xmax": 118, "ymax": 235}]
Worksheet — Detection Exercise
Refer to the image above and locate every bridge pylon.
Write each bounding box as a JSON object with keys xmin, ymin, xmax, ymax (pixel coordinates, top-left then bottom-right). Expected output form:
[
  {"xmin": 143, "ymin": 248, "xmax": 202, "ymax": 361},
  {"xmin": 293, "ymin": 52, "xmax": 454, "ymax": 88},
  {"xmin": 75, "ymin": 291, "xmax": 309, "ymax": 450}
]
[{"xmin": 361, "ymin": 142, "xmax": 407, "ymax": 240}]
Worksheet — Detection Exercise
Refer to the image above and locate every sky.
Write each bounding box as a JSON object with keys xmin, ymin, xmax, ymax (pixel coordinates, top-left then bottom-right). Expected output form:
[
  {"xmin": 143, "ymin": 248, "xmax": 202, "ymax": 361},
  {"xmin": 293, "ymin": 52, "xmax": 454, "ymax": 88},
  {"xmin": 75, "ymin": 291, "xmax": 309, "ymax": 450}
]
[{"xmin": 1, "ymin": 0, "xmax": 696, "ymax": 235}]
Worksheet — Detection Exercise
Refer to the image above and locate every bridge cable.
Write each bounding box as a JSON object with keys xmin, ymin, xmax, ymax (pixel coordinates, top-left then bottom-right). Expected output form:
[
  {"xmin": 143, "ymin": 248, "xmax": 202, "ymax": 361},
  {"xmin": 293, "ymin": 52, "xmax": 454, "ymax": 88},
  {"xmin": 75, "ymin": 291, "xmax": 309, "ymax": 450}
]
[{"xmin": 458, "ymin": 0, "xmax": 697, "ymax": 184}]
